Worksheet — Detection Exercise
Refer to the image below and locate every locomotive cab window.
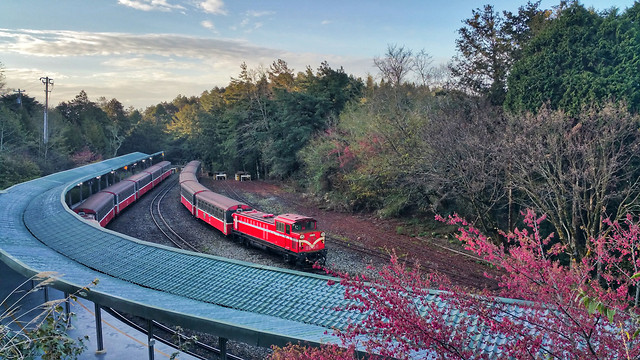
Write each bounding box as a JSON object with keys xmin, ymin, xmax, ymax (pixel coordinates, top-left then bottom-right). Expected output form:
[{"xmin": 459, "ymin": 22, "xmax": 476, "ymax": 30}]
[
  {"xmin": 277, "ymin": 222, "xmax": 284, "ymax": 232},
  {"xmin": 286, "ymin": 224, "xmax": 290, "ymax": 235},
  {"xmin": 292, "ymin": 221, "xmax": 316, "ymax": 231}
]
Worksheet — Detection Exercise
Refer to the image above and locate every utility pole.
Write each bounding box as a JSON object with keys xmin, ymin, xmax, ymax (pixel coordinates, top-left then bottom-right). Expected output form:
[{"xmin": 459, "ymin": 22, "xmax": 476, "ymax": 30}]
[
  {"xmin": 13, "ymin": 88, "xmax": 25, "ymax": 107},
  {"xmin": 40, "ymin": 76, "xmax": 53, "ymax": 144}
]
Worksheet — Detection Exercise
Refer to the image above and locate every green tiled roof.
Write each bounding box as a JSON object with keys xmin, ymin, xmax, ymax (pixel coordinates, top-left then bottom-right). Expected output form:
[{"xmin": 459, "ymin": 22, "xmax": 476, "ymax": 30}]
[
  {"xmin": 0, "ymin": 152, "xmax": 345, "ymax": 348},
  {"xmin": 0, "ymin": 153, "xmax": 527, "ymax": 356}
]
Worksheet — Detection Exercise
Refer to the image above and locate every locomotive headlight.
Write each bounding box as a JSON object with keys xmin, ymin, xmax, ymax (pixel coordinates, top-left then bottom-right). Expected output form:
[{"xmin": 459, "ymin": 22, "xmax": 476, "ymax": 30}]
[
  {"xmin": 300, "ymin": 235, "xmax": 305, "ymax": 240},
  {"xmin": 321, "ymin": 232, "xmax": 325, "ymax": 237}
]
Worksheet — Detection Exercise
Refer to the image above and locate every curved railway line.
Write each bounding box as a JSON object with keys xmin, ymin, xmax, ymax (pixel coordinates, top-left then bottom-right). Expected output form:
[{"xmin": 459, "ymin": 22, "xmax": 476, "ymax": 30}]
[
  {"xmin": 149, "ymin": 177, "xmax": 199, "ymax": 252},
  {"xmin": 117, "ymin": 173, "xmax": 249, "ymax": 360}
]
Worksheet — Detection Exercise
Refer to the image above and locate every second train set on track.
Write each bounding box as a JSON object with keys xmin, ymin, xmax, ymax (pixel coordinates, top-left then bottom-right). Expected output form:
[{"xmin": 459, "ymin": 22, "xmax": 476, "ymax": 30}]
[
  {"xmin": 73, "ymin": 160, "xmax": 173, "ymax": 227},
  {"xmin": 180, "ymin": 160, "xmax": 327, "ymax": 266}
]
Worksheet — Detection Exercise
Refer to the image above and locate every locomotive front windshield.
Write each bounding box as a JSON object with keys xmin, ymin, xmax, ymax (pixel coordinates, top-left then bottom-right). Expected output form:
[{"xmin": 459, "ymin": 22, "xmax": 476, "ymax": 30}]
[{"xmin": 292, "ymin": 221, "xmax": 316, "ymax": 232}]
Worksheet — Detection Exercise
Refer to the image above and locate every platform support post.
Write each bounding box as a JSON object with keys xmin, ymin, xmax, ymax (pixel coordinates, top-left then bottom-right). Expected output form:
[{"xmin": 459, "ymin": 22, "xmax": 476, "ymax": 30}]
[
  {"xmin": 147, "ymin": 319, "xmax": 155, "ymax": 360},
  {"xmin": 94, "ymin": 303, "xmax": 106, "ymax": 354},
  {"xmin": 63, "ymin": 292, "xmax": 71, "ymax": 328},
  {"xmin": 43, "ymin": 286, "xmax": 49, "ymax": 302},
  {"xmin": 219, "ymin": 337, "xmax": 228, "ymax": 360}
]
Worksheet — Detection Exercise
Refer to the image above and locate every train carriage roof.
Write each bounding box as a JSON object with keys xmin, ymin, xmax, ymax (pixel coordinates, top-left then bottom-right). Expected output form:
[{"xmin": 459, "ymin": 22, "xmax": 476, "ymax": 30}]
[
  {"xmin": 145, "ymin": 160, "xmax": 170, "ymax": 174},
  {"xmin": 182, "ymin": 160, "xmax": 200, "ymax": 173},
  {"xmin": 127, "ymin": 171, "xmax": 152, "ymax": 183},
  {"xmin": 73, "ymin": 192, "xmax": 114, "ymax": 213},
  {"xmin": 181, "ymin": 180, "xmax": 210, "ymax": 195},
  {"xmin": 155, "ymin": 160, "xmax": 171, "ymax": 169},
  {"xmin": 145, "ymin": 165, "xmax": 163, "ymax": 174},
  {"xmin": 197, "ymin": 191, "xmax": 249, "ymax": 211},
  {"xmin": 182, "ymin": 167, "xmax": 198, "ymax": 176},
  {"xmin": 102, "ymin": 179, "xmax": 136, "ymax": 195},
  {"xmin": 183, "ymin": 160, "xmax": 201, "ymax": 169},
  {"xmin": 179, "ymin": 172, "xmax": 198, "ymax": 183}
]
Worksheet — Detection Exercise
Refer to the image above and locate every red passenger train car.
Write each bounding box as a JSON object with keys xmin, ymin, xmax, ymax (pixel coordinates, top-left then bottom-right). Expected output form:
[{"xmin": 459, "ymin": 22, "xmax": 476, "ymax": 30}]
[
  {"xmin": 178, "ymin": 160, "xmax": 327, "ymax": 265},
  {"xmin": 196, "ymin": 191, "xmax": 252, "ymax": 235},
  {"xmin": 148, "ymin": 161, "xmax": 172, "ymax": 186},
  {"xmin": 180, "ymin": 180, "xmax": 211, "ymax": 216},
  {"xmin": 127, "ymin": 171, "xmax": 153, "ymax": 198},
  {"xmin": 73, "ymin": 160, "xmax": 172, "ymax": 227},
  {"xmin": 102, "ymin": 179, "xmax": 137, "ymax": 214},
  {"xmin": 74, "ymin": 192, "xmax": 117, "ymax": 227}
]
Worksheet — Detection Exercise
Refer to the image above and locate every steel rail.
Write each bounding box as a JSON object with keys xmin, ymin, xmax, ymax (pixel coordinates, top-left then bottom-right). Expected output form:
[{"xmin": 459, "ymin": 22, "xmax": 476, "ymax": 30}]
[{"xmin": 149, "ymin": 176, "xmax": 199, "ymax": 252}]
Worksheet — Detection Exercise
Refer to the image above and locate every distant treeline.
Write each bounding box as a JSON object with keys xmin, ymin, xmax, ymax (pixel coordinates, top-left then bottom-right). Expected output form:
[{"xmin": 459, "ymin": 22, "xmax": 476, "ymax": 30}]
[{"xmin": 2, "ymin": 1, "xmax": 640, "ymax": 257}]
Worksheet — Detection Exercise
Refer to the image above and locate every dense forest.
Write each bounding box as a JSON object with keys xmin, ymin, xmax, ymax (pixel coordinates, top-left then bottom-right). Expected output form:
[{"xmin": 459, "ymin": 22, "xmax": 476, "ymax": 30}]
[{"xmin": 2, "ymin": 1, "xmax": 640, "ymax": 259}]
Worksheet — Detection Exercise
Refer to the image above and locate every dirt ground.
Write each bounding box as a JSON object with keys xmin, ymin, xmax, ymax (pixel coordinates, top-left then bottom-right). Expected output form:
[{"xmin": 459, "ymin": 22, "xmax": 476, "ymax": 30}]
[{"xmin": 222, "ymin": 178, "xmax": 500, "ymax": 290}]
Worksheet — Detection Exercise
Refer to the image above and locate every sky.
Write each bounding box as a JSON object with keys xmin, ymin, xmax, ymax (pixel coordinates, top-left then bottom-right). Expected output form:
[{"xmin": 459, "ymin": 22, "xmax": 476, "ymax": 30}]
[{"xmin": 0, "ymin": 0, "xmax": 636, "ymax": 109}]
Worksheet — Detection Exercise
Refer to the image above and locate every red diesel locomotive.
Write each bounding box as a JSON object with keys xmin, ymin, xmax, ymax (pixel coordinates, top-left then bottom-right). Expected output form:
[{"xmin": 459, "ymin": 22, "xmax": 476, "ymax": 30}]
[
  {"xmin": 179, "ymin": 160, "xmax": 327, "ymax": 266},
  {"xmin": 233, "ymin": 210, "xmax": 327, "ymax": 264},
  {"xmin": 74, "ymin": 160, "xmax": 172, "ymax": 227}
]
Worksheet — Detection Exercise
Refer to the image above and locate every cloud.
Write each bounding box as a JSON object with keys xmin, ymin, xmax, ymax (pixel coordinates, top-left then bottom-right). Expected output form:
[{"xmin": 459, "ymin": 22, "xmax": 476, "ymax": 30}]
[
  {"xmin": 118, "ymin": 0, "xmax": 185, "ymax": 12},
  {"xmin": 321, "ymin": 20, "xmax": 332, "ymax": 25},
  {"xmin": 235, "ymin": 9, "xmax": 273, "ymax": 33},
  {"xmin": 201, "ymin": 20, "xmax": 215, "ymax": 29},
  {"xmin": 199, "ymin": 0, "xmax": 226, "ymax": 15},
  {"xmin": 246, "ymin": 10, "xmax": 274, "ymax": 17},
  {"xmin": 0, "ymin": 28, "xmax": 373, "ymax": 109},
  {"xmin": 0, "ymin": 28, "xmax": 277, "ymax": 60},
  {"xmin": 101, "ymin": 57, "xmax": 200, "ymax": 71}
]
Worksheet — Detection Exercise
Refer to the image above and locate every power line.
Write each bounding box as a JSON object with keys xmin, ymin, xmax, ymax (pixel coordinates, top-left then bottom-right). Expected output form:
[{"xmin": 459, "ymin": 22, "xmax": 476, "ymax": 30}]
[{"xmin": 39, "ymin": 77, "xmax": 53, "ymax": 144}]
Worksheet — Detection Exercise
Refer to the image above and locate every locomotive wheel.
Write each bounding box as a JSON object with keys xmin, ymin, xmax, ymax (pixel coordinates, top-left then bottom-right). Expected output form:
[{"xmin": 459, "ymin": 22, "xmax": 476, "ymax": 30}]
[
  {"xmin": 283, "ymin": 253, "xmax": 292, "ymax": 264},
  {"xmin": 318, "ymin": 256, "xmax": 326, "ymax": 267}
]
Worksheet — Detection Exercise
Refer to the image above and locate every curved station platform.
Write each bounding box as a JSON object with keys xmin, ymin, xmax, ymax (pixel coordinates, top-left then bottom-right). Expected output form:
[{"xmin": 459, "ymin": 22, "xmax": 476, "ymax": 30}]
[{"xmin": 0, "ymin": 153, "xmax": 361, "ymax": 357}]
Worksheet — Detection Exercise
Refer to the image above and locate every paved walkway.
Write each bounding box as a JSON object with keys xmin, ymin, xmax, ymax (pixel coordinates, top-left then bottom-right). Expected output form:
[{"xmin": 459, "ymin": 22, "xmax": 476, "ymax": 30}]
[{"xmin": 1, "ymin": 261, "xmax": 198, "ymax": 360}]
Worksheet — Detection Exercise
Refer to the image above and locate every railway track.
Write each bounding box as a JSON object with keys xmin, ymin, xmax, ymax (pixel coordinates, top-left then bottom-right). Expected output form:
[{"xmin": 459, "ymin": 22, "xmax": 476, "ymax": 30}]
[
  {"xmin": 215, "ymin": 179, "xmax": 250, "ymax": 206},
  {"xmin": 143, "ymin": 173, "xmax": 249, "ymax": 360},
  {"xmin": 149, "ymin": 176, "xmax": 199, "ymax": 252}
]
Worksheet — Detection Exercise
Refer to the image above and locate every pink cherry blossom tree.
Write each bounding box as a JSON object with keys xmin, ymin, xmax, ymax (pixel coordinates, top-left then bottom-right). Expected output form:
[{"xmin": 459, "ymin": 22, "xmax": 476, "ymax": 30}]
[{"xmin": 271, "ymin": 210, "xmax": 640, "ymax": 359}]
